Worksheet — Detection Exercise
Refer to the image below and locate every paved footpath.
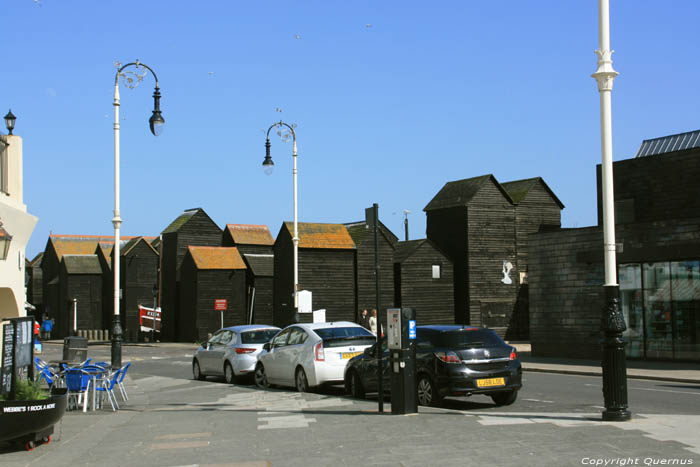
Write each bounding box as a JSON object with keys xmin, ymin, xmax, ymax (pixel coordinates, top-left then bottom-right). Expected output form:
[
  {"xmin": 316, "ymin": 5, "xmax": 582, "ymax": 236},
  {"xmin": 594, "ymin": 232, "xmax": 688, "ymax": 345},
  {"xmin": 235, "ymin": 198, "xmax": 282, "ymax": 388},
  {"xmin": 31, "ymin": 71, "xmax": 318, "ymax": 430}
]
[{"xmin": 2, "ymin": 344, "xmax": 699, "ymax": 467}]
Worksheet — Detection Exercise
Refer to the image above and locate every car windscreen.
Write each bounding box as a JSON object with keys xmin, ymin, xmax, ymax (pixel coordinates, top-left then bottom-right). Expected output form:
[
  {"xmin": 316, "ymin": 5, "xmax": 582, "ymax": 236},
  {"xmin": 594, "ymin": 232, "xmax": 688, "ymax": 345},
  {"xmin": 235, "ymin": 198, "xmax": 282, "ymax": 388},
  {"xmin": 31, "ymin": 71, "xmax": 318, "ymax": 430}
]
[
  {"xmin": 314, "ymin": 326, "xmax": 376, "ymax": 348},
  {"xmin": 241, "ymin": 329, "xmax": 279, "ymax": 344},
  {"xmin": 433, "ymin": 329, "xmax": 505, "ymax": 349}
]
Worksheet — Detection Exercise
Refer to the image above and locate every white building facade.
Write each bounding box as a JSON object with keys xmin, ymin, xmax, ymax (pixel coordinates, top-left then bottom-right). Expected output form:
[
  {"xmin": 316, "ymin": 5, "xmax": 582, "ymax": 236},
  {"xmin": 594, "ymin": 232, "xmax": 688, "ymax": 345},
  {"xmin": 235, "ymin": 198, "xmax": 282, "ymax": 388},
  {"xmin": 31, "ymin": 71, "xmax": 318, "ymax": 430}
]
[{"xmin": 0, "ymin": 134, "xmax": 38, "ymax": 319}]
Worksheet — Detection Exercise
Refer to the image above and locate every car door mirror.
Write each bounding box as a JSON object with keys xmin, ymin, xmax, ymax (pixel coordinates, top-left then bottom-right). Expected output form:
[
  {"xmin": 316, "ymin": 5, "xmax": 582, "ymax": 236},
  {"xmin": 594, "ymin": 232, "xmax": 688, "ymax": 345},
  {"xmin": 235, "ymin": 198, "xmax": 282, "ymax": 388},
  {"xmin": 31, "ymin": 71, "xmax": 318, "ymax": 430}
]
[
  {"xmin": 364, "ymin": 347, "xmax": 373, "ymax": 356},
  {"xmin": 263, "ymin": 342, "xmax": 271, "ymax": 352}
]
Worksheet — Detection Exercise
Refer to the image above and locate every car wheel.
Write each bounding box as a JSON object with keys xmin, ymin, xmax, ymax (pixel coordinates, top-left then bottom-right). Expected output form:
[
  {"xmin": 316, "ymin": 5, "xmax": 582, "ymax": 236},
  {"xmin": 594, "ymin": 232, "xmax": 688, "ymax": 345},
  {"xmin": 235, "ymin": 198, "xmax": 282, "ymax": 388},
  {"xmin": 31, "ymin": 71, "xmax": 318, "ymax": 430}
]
[
  {"xmin": 295, "ymin": 367, "xmax": 309, "ymax": 393},
  {"xmin": 417, "ymin": 374, "xmax": 442, "ymax": 407},
  {"xmin": 347, "ymin": 370, "xmax": 365, "ymax": 399},
  {"xmin": 224, "ymin": 362, "xmax": 235, "ymax": 384},
  {"xmin": 491, "ymin": 390, "xmax": 518, "ymax": 406},
  {"xmin": 193, "ymin": 360, "xmax": 205, "ymax": 381},
  {"xmin": 254, "ymin": 363, "xmax": 269, "ymax": 389}
]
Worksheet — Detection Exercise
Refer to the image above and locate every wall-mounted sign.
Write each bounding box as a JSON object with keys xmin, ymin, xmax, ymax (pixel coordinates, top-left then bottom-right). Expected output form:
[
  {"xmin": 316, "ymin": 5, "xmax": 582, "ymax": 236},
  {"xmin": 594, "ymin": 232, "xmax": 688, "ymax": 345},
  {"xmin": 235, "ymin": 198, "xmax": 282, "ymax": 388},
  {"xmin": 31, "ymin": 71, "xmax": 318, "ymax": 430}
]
[{"xmin": 214, "ymin": 299, "xmax": 227, "ymax": 311}]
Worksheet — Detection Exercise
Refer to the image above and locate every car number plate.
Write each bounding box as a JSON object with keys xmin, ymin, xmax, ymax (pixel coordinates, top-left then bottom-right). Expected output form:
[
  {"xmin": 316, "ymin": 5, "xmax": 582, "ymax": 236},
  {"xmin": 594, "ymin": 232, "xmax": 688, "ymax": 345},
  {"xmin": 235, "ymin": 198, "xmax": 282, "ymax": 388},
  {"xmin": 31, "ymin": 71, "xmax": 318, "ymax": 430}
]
[
  {"xmin": 342, "ymin": 352, "xmax": 363, "ymax": 359},
  {"xmin": 476, "ymin": 377, "xmax": 505, "ymax": 388}
]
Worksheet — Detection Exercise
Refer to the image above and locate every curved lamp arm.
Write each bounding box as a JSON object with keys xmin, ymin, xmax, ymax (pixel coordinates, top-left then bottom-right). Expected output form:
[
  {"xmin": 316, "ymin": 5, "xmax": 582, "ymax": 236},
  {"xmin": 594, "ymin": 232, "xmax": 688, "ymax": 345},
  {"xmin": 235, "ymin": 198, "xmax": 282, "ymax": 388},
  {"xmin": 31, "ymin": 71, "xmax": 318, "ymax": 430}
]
[{"xmin": 114, "ymin": 60, "xmax": 164, "ymax": 136}]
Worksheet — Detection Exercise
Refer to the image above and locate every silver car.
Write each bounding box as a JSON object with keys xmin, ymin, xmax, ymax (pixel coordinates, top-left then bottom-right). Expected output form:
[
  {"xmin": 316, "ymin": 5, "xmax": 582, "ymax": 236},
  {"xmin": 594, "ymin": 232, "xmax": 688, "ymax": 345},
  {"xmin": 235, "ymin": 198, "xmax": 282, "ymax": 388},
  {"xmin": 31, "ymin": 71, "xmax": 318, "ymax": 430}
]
[{"xmin": 193, "ymin": 325, "xmax": 280, "ymax": 384}]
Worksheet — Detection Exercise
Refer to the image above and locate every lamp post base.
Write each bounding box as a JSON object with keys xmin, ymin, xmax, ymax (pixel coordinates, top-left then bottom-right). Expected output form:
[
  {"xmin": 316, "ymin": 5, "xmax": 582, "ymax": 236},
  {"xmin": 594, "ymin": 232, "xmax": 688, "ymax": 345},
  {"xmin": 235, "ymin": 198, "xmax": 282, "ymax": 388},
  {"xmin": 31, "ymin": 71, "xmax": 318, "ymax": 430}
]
[
  {"xmin": 111, "ymin": 316, "xmax": 122, "ymax": 369},
  {"xmin": 601, "ymin": 285, "xmax": 631, "ymax": 422}
]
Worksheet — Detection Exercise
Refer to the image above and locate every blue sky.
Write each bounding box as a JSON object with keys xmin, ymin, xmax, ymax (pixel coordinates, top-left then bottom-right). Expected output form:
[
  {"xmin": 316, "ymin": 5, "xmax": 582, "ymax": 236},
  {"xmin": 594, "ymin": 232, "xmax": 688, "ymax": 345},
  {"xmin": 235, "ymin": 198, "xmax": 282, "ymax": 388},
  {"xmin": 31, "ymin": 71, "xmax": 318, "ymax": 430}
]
[{"xmin": 3, "ymin": 1, "xmax": 699, "ymax": 258}]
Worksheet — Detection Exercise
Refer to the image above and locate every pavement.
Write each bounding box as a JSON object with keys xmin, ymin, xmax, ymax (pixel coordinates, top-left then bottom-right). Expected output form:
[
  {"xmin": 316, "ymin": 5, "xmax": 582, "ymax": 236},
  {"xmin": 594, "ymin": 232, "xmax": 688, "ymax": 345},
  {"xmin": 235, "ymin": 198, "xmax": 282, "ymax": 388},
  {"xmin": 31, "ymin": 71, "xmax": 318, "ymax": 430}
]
[{"xmin": 2, "ymin": 341, "xmax": 698, "ymax": 466}]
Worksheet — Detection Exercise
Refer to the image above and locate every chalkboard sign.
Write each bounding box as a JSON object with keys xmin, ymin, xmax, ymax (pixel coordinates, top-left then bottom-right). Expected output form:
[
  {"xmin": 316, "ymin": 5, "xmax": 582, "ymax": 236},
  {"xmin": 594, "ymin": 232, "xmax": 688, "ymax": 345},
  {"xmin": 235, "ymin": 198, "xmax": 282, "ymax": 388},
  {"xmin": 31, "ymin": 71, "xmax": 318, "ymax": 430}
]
[
  {"xmin": 1, "ymin": 322, "xmax": 14, "ymax": 395},
  {"xmin": 15, "ymin": 318, "xmax": 32, "ymax": 368}
]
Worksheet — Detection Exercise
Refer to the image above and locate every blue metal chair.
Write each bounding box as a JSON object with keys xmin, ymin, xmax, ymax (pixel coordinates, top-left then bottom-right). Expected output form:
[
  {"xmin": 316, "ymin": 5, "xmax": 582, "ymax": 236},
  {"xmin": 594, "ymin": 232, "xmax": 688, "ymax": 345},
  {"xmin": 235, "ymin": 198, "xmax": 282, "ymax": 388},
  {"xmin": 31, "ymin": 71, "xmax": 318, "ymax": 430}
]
[
  {"xmin": 95, "ymin": 369, "xmax": 121, "ymax": 411},
  {"xmin": 116, "ymin": 362, "xmax": 130, "ymax": 401},
  {"xmin": 64, "ymin": 369, "xmax": 91, "ymax": 412}
]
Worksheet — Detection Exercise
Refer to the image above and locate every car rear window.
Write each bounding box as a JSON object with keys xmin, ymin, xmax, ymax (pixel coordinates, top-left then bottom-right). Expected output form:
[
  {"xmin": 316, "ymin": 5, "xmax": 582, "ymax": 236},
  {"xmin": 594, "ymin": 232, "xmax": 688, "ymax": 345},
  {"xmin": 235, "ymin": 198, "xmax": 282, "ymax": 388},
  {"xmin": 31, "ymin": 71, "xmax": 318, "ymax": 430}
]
[
  {"xmin": 241, "ymin": 329, "xmax": 279, "ymax": 344},
  {"xmin": 432, "ymin": 329, "xmax": 505, "ymax": 349},
  {"xmin": 314, "ymin": 326, "xmax": 376, "ymax": 348}
]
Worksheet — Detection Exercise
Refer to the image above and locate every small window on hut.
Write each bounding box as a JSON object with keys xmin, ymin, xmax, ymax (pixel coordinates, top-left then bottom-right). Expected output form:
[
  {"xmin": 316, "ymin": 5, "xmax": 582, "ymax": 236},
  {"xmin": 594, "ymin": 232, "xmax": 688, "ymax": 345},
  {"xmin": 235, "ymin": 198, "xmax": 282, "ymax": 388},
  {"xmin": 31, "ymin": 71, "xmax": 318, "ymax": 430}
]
[{"xmin": 432, "ymin": 264, "xmax": 441, "ymax": 279}]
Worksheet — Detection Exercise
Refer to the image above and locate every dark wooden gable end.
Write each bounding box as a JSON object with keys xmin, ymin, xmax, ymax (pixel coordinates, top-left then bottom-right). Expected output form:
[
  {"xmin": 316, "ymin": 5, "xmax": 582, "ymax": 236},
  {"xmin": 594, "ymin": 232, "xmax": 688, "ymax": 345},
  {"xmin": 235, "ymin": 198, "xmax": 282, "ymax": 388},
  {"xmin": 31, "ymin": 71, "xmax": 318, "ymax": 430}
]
[
  {"xmin": 42, "ymin": 236, "xmax": 107, "ymax": 333},
  {"xmin": 222, "ymin": 223, "xmax": 275, "ymax": 325},
  {"xmin": 273, "ymin": 222, "xmax": 356, "ymax": 327},
  {"xmin": 425, "ymin": 175, "xmax": 515, "ymax": 328},
  {"xmin": 58, "ymin": 255, "xmax": 103, "ymax": 337},
  {"xmin": 345, "ymin": 220, "xmax": 397, "ymax": 320},
  {"xmin": 26, "ymin": 253, "xmax": 43, "ymax": 314},
  {"xmin": 179, "ymin": 246, "xmax": 247, "ymax": 342},
  {"xmin": 119, "ymin": 237, "xmax": 159, "ymax": 342},
  {"xmin": 160, "ymin": 208, "xmax": 222, "ymax": 341},
  {"xmin": 394, "ymin": 239, "xmax": 454, "ymax": 325},
  {"xmin": 501, "ymin": 177, "xmax": 563, "ymax": 340}
]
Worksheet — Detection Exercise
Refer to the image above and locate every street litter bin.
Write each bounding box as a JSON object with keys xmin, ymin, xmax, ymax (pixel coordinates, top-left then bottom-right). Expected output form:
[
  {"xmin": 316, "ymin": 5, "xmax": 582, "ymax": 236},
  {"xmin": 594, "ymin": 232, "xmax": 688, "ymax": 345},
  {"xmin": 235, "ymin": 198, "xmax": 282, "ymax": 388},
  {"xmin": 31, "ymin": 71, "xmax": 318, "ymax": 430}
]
[{"xmin": 63, "ymin": 336, "xmax": 88, "ymax": 362}]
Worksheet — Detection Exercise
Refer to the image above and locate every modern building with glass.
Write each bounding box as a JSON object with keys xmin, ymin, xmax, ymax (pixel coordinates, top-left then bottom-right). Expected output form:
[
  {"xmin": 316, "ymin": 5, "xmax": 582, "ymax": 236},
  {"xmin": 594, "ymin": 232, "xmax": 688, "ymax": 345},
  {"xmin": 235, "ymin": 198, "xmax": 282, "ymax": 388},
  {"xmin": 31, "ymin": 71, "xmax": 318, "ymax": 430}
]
[{"xmin": 529, "ymin": 129, "xmax": 700, "ymax": 361}]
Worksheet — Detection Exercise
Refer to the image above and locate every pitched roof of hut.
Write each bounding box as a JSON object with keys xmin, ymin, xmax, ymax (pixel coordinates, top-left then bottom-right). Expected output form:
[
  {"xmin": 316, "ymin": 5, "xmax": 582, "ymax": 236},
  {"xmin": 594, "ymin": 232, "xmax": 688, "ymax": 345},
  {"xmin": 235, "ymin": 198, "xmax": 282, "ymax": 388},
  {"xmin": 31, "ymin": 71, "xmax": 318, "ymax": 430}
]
[
  {"xmin": 121, "ymin": 237, "xmax": 159, "ymax": 256},
  {"xmin": 242, "ymin": 253, "xmax": 274, "ymax": 277},
  {"xmin": 423, "ymin": 174, "xmax": 513, "ymax": 211},
  {"xmin": 225, "ymin": 224, "xmax": 274, "ymax": 246},
  {"xmin": 501, "ymin": 177, "xmax": 564, "ymax": 208},
  {"xmin": 62, "ymin": 254, "xmax": 102, "ymax": 274},
  {"xmin": 187, "ymin": 246, "xmax": 247, "ymax": 270},
  {"xmin": 344, "ymin": 220, "xmax": 399, "ymax": 246},
  {"xmin": 280, "ymin": 222, "xmax": 356, "ymax": 250}
]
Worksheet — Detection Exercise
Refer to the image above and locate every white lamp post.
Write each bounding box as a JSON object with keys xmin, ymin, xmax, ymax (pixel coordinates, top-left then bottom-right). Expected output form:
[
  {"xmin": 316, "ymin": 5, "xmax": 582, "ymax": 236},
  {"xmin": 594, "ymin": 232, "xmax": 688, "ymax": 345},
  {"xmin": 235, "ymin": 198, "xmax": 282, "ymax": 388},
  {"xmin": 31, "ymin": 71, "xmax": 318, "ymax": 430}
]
[
  {"xmin": 262, "ymin": 121, "xmax": 299, "ymax": 316},
  {"xmin": 592, "ymin": 0, "xmax": 630, "ymax": 422},
  {"xmin": 112, "ymin": 60, "xmax": 164, "ymax": 368}
]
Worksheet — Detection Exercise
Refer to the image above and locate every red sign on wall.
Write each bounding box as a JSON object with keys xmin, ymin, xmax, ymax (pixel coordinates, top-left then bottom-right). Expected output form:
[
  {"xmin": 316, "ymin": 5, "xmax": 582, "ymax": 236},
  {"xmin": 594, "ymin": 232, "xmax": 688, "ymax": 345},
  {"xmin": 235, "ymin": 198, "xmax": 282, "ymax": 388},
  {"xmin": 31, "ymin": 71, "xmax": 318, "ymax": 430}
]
[{"xmin": 214, "ymin": 299, "xmax": 227, "ymax": 311}]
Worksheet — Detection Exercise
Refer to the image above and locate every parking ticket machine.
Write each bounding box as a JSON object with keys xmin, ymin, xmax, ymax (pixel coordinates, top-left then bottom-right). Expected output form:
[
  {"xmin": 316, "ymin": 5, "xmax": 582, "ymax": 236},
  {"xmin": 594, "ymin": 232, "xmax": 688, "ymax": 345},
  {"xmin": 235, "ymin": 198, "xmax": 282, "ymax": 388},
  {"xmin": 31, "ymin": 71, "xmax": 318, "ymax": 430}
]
[{"xmin": 387, "ymin": 307, "xmax": 417, "ymax": 414}]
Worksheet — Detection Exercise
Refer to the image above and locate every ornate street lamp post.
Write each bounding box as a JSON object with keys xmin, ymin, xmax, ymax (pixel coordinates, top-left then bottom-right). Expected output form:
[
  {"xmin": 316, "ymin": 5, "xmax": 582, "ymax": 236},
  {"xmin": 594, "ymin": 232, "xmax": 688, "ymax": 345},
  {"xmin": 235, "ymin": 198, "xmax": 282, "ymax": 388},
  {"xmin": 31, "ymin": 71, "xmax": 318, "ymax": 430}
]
[
  {"xmin": 112, "ymin": 60, "xmax": 164, "ymax": 368},
  {"xmin": 591, "ymin": 0, "xmax": 631, "ymax": 422},
  {"xmin": 262, "ymin": 121, "xmax": 299, "ymax": 316}
]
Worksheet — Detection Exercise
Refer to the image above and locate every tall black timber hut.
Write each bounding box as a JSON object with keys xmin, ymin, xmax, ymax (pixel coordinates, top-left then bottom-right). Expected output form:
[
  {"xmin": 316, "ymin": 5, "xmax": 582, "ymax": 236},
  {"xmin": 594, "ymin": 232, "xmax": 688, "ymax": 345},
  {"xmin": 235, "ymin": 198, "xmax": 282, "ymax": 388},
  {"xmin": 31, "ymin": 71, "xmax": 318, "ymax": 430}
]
[
  {"xmin": 41, "ymin": 235, "xmax": 112, "ymax": 336},
  {"xmin": 344, "ymin": 219, "xmax": 397, "ymax": 321},
  {"xmin": 500, "ymin": 178, "xmax": 564, "ymax": 337},
  {"xmin": 57, "ymin": 255, "xmax": 103, "ymax": 337},
  {"xmin": 273, "ymin": 222, "xmax": 356, "ymax": 327},
  {"xmin": 425, "ymin": 174, "xmax": 562, "ymax": 339},
  {"xmin": 222, "ymin": 224, "xmax": 275, "ymax": 325},
  {"xmin": 179, "ymin": 246, "xmax": 247, "ymax": 342},
  {"xmin": 118, "ymin": 237, "xmax": 159, "ymax": 341},
  {"xmin": 26, "ymin": 252, "xmax": 43, "ymax": 316},
  {"xmin": 393, "ymin": 239, "xmax": 454, "ymax": 324},
  {"xmin": 160, "ymin": 208, "xmax": 222, "ymax": 341}
]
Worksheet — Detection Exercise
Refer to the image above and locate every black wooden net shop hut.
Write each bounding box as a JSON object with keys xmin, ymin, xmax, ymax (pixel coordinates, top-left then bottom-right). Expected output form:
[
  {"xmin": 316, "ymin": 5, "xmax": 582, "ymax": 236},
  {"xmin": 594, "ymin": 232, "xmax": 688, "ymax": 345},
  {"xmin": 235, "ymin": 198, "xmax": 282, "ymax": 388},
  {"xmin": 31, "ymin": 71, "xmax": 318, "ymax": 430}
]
[
  {"xmin": 425, "ymin": 174, "xmax": 562, "ymax": 339},
  {"xmin": 393, "ymin": 239, "xmax": 454, "ymax": 325},
  {"xmin": 117, "ymin": 237, "xmax": 159, "ymax": 342},
  {"xmin": 179, "ymin": 246, "xmax": 248, "ymax": 343},
  {"xmin": 273, "ymin": 222, "xmax": 356, "ymax": 327},
  {"xmin": 160, "ymin": 208, "xmax": 222, "ymax": 341},
  {"xmin": 222, "ymin": 224, "xmax": 275, "ymax": 325},
  {"xmin": 344, "ymin": 219, "xmax": 398, "ymax": 323}
]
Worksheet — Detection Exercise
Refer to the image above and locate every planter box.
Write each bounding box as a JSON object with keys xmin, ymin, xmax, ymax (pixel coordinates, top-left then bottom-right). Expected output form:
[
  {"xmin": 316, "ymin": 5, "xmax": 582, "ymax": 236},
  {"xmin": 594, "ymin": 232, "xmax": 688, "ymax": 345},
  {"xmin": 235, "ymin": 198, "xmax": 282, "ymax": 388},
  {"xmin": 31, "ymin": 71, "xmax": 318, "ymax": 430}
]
[{"xmin": 0, "ymin": 388, "xmax": 67, "ymax": 446}]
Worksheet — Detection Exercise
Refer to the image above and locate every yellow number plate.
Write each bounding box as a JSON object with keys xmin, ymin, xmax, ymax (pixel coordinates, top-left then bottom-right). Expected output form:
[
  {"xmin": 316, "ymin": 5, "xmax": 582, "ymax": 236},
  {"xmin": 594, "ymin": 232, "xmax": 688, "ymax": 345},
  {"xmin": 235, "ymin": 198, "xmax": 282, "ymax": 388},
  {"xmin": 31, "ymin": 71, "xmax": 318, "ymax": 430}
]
[
  {"xmin": 342, "ymin": 352, "xmax": 363, "ymax": 359},
  {"xmin": 476, "ymin": 377, "xmax": 505, "ymax": 388}
]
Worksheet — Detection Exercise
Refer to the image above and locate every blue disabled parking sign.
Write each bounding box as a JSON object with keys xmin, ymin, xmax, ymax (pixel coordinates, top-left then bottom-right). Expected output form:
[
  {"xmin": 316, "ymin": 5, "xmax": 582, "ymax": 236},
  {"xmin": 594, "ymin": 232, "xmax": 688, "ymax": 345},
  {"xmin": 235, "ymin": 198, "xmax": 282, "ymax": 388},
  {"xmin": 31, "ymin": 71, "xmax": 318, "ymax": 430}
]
[{"xmin": 408, "ymin": 320, "xmax": 416, "ymax": 339}]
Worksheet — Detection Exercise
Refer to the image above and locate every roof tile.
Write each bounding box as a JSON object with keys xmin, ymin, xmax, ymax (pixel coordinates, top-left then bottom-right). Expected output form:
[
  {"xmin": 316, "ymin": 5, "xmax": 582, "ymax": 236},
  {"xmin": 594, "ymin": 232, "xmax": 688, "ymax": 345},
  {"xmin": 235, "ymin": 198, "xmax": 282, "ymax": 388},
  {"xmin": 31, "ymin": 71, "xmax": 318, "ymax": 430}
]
[{"xmin": 188, "ymin": 246, "xmax": 247, "ymax": 270}]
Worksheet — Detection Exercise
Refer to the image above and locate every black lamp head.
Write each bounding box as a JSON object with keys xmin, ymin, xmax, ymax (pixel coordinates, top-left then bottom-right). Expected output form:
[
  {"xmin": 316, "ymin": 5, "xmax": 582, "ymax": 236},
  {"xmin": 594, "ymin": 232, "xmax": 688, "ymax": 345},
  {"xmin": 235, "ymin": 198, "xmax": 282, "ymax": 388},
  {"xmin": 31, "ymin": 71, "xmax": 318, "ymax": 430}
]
[
  {"xmin": 4, "ymin": 109, "xmax": 16, "ymax": 135},
  {"xmin": 149, "ymin": 87, "xmax": 164, "ymax": 136},
  {"xmin": 262, "ymin": 138, "xmax": 274, "ymax": 175}
]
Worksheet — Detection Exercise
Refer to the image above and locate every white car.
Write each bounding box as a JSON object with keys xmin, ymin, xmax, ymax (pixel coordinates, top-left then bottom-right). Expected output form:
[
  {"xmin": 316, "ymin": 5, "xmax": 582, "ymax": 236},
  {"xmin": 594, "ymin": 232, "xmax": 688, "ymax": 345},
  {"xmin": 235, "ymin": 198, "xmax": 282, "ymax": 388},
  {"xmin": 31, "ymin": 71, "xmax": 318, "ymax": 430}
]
[
  {"xmin": 254, "ymin": 321, "xmax": 377, "ymax": 392},
  {"xmin": 193, "ymin": 325, "xmax": 281, "ymax": 384}
]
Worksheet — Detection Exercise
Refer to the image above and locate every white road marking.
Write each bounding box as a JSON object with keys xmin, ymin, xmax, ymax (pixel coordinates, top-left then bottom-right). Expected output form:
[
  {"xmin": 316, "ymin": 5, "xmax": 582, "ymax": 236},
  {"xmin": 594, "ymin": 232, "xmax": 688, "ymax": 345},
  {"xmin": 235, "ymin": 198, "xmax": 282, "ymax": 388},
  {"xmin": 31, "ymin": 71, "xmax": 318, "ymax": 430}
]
[{"xmin": 523, "ymin": 398, "xmax": 555, "ymax": 403}]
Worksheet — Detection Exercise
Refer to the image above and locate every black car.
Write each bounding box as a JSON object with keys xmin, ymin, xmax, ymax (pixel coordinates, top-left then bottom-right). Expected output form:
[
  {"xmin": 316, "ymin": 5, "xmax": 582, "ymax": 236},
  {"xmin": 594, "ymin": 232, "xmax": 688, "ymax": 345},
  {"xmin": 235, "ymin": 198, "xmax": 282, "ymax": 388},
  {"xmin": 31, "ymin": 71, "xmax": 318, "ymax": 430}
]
[{"xmin": 344, "ymin": 325, "xmax": 522, "ymax": 406}]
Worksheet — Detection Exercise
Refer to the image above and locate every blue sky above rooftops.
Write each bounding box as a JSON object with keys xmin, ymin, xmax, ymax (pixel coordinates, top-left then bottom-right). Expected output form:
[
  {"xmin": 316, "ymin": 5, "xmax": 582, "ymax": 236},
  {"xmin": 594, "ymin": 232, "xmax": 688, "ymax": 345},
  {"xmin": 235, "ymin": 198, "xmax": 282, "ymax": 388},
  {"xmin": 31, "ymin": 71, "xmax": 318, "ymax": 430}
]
[{"xmin": 3, "ymin": 1, "xmax": 699, "ymax": 258}]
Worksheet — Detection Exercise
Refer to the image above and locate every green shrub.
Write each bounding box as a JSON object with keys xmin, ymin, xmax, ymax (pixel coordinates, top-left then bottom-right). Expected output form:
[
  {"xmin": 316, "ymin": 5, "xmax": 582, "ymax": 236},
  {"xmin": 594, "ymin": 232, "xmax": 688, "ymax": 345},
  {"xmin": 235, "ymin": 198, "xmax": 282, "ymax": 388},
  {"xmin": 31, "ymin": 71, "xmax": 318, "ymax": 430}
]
[{"xmin": 0, "ymin": 377, "xmax": 50, "ymax": 401}]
